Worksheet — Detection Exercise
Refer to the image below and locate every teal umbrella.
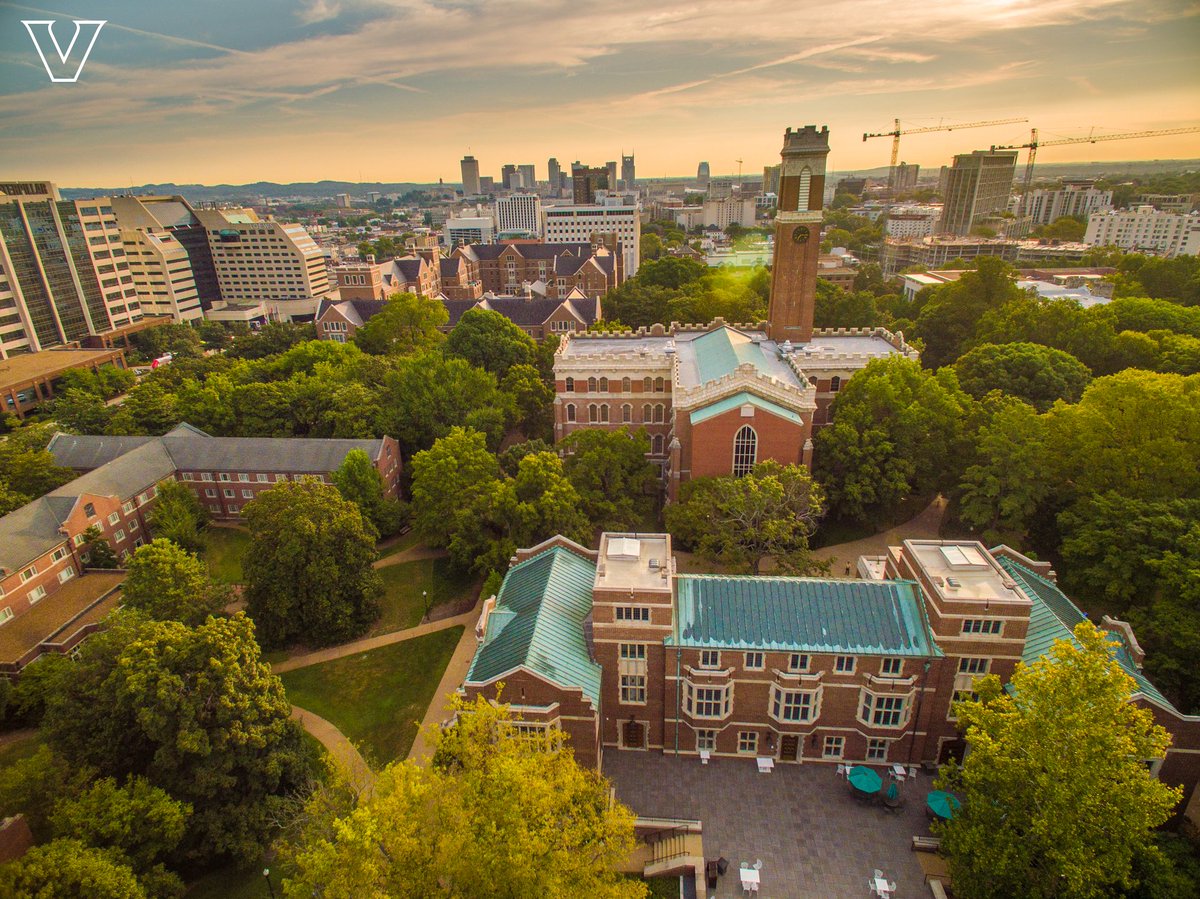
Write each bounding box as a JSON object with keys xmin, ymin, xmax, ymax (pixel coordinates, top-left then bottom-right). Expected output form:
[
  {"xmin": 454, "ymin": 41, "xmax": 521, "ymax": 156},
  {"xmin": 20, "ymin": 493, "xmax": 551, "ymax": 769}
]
[
  {"xmin": 927, "ymin": 791, "xmax": 961, "ymax": 820},
  {"xmin": 847, "ymin": 766, "xmax": 882, "ymax": 794}
]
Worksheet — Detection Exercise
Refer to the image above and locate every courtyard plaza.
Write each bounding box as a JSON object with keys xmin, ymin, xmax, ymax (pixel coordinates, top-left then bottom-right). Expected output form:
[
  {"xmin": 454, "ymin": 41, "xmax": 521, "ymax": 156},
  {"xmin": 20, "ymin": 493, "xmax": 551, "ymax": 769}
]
[{"xmin": 604, "ymin": 749, "xmax": 934, "ymax": 899}]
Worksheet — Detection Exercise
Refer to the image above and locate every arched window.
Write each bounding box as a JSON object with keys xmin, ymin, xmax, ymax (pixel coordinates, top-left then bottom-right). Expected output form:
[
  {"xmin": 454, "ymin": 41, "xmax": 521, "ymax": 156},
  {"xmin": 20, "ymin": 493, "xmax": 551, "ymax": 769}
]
[
  {"xmin": 830, "ymin": 376, "xmax": 841, "ymax": 393},
  {"xmin": 589, "ymin": 404, "xmax": 599, "ymax": 423},
  {"xmin": 566, "ymin": 404, "xmax": 576, "ymax": 422},
  {"xmin": 622, "ymin": 404, "xmax": 632, "ymax": 423},
  {"xmin": 733, "ymin": 425, "xmax": 757, "ymax": 477},
  {"xmin": 600, "ymin": 404, "xmax": 609, "ymax": 423},
  {"xmin": 588, "ymin": 377, "xmax": 598, "ymax": 392},
  {"xmin": 642, "ymin": 403, "xmax": 652, "ymax": 421},
  {"xmin": 565, "ymin": 377, "xmax": 575, "ymax": 392},
  {"xmin": 643, "ymin": 376, "xmax": 653, "ymax": 392},
  {"xmin": 797, "ymin": 166, "xmax": 812, "ymax": 212},
  {"xmin": 654, "ymin": 377, "xmax": 665, "ymax": 393},
  {"xmin": 654, "ymin": 404, "xmax": 665, "ymax": 423},
  {"xmin": 653, "ymin": 434, "xmax": 664, "ymax": 455},
  {"xmin": 622, "ymin": 377, "xmax": 631, "ymax": 392},
  {"xmin": 599, "ymin": 377, "xmax": 608, "ymax": 392}
]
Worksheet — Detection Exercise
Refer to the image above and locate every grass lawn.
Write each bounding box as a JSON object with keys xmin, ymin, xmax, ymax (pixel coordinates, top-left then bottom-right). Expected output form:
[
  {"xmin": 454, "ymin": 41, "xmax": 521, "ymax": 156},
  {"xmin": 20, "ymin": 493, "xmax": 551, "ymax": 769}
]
[
  {"xmin": 0, "ymin": 731, "xmax": 43, "ymax": 772},
  {"xmin": 280, "ymin": 626, "xmax": 464, "ymax": 766},
  {"xmin": 375, "ymin": 528, "xmax": 424, "ymax": 561},
  {"xmin": 202, "ymin": 526, "xmax": 251, "ymax": 584},
  {"xmin": 373, "ymin": 557, "xmax": 479, "ymax": 635},
  {"xmin": 186, "ymin": 865, "xmax": 279, "ymax": 899}
]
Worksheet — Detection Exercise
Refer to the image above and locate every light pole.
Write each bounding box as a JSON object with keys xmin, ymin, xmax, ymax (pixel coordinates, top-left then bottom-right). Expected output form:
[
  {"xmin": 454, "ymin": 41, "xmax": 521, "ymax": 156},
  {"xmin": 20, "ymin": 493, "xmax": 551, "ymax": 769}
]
[{"xmin": 263, "ymin": 868, "xmax": 276, "ymax": 899}]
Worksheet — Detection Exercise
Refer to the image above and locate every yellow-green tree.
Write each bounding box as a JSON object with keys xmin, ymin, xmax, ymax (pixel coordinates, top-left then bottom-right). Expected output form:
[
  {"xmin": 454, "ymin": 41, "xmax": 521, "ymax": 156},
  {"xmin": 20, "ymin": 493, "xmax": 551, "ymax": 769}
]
[
  {"xmin": 283, "ymin": 694, "xmax": 645, "ymax": 899},
  {"xmin": 937, "ymin": 621, "xmax": 1180, "ymax": 899}
]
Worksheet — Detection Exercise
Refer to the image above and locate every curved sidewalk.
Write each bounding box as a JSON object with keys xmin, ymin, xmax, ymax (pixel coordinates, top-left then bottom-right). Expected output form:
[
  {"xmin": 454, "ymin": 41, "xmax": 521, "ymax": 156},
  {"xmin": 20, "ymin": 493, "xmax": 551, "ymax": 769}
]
[
  {"xmin": 290, "ymin": 705, "xmax": 374, "ymax": 789},
  {"xmin": 813, "ymin": 495, "xmax": 947, "ymax": 575}
]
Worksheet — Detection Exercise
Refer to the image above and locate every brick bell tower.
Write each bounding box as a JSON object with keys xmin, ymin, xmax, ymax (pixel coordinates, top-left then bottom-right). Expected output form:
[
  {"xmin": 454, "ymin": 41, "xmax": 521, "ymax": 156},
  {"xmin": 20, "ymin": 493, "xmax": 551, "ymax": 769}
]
[{"xmin": 767, "ymin": 125, "xmax": 830, "ymax": 344}]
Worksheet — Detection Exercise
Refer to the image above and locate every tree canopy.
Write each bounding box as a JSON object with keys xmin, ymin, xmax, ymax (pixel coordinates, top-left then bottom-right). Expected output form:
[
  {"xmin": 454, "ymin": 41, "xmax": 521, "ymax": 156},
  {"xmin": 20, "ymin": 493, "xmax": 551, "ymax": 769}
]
[
  {"xmin": 352, "ymin": 291, "xmax": 447, "ymax": 356},
  {"xmin": 954, "ymin": 341, "xmax": 1092, "ymax": 410},
  {"xmin": 560, "ymin": 427, "xmax": 657, "ymax": 531},
  {"xmin": 148, "ymin": 478, "xmax": 210, "ymax": 554},
  {"xmin": 0, "ymin": 838, "xmax": 148, "ymax": 899},
  {"xmin": 120, "ymin": 539, "xmax": 229, "ymax": 624},
  {"xmin": 332, "ymin": 448, "xmax": 404, "ymax": 537},
  {"xmin": 444, "ymin": 307, "xmax": 536, "ymax": 377}
]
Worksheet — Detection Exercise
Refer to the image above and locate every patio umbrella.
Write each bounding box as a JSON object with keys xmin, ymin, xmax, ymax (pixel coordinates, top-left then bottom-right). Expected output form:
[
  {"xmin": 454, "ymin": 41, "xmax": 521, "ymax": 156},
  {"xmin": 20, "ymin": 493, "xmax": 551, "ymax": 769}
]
[
  {"xmin": 926, "ymin": 791, "xmax": 961, "ymax": 820},
  {"xmin": 847, "ymin": 766, "xmax": 882, "ymax": 794}
]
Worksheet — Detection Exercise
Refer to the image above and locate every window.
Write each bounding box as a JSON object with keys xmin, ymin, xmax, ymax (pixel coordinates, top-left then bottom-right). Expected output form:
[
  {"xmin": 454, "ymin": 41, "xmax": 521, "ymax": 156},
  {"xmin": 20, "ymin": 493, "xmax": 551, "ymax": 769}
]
[
  {"xmin": 587, "ymin": 377, "xmax": 597, "ymax": 391},
  {"xmin": 621, "ymin": 377, "xmax": 631, "ymax": 391},
  {"xmin": 881, "ymin": 658, "xmax": 903, "ymax": 676},
  {"xmin": 685, "ymin": 684, "xmax": 731, "ymax": 719},
  {"xmin": 622, "ymin": 404, "xmax": 632, "ymax": 423},
  {"xmin": 28, "ymin": 585, "xmax": 46, "ymax": 604},
  {"xmin": 744, "ymin": 651, "xmax": 764, "ymax": 670},
  {"xmin": 653, "ymin": 404, "xmax": 664, "ymax": 423},
  {"xmin": 257, "ymin": 473, "xmax": 269, "ymax": 483},
  {"xmin": 219, "ymin": 473, "xmax": 231, "ymax": 482},
  {"xmin": 73, "ymin": 533, "xmax": 86, "ymax": 547},
  {"xmin": 830, "ymin": 375, "xmax": 841, "ymax": 392},
  {"xmin": 699, "ymin": 650, "xmax": 720, "ymax": 669},
  {"xmin": 654, "ymin": 377, "xmax": 665, "ymax": 393},
  {"xmin": 565, "ymin": 377, "xmax": 574, "ymax": 392},
  {"xmin": 57, "ymin": 565, "xmax": 75, "ymax": 584},
  {"xmin": 652, "ymin": 434, "xmax": 664, "ymax": 455},
  {"xmin": 113, "ymin": 529, "xmax": 125, "ymax": 542},
  {"xmin": 0, "ymin": 607, "xmax": 12, "ymax": 625},
  {"xmin": 823, "ymin": 736, "xmax": 844, "ymax": 759},
  {"xmin": 205, "ymin": 488, "xmax": 216, "ymax": 498},
  {"xmin": 600, "ymin": 404, "xmax": 609, "ymax": 423},
  {"xmin": 223, "ymin": 489, "xmax": 235, "ymax": 498},
  {"xmin": 122, "ymin": 501, "xmax": 134, "ymax": 514},
  {"xmin": 860, "ymin": 692, "xmax": 909, "ymax": 728},
  {"xmin": 200, "ymin": 472, "xmax": 213, "ymax": 482},
  {"xmin": 642, "ymin": 403, "xmax": 652, "ymax": 421},
  {"xmin": 962, "ymin": 619, "xmax": 1003, "ymax": 635},
  {"xmin": 835, "ymin": 655, "xmax": 856, "ymax": 673},
  {"xmin": 696, "ymin": 730, "xmax": 716, "ymax": 752},
  {"xmin": 19, "ymin": 566, "xmax": 36, "ymax": 583},
  {"xmin": 958, "ymin": 657, "xmax": 990, "ymax": 675},
  {"xmin": 107, "ymin": 511, "xmax": 120, "ymax": 526},
  {"xmin": 128, "ymin": 519, "xmax": 139, "ymax": 531},
  {"xmin": 566, "ymin": 404, "xmax": 576, "ymax": 422},
  {"xmin": 788, "ymin": 653, "xmax": 810, "ymax": 673},
  {"xmin": 771, "ymin": 687, "xmax": 817, "ymax": 722},
  {"xmin": 619, "ymin": 644, "xmax": 647, "ymax": 704},
  {"xmin": 238, "ymin": 473, "xmax": 250, "ymax": 483},
  {"xmin": 866, "ymin": 738, "xmax": 889, "ymax": 761},
  {"xmin": 84, "ymin": 502, "xmax": 96, "ymax": 518},
  {"xmin": 615, "ymin": 606, "xmax": 650, "ymax": 623},
  {"xmin": 738, "ymin": 731, "xmax": 758, "ymax": 754},
  {"xmin": 732, "ymin": 425, "xmax": 757, "ymax": 477},
  {"xmin": 599, "ymin": 377, "xmax": 608, "ymax": 391},
  {"xmin": 643, "ymin": 376, "xmax": 652, "ymax": 391},
  {"xmin": 51, "ymin": 547, "xmax": 68, "ymax": 563}
]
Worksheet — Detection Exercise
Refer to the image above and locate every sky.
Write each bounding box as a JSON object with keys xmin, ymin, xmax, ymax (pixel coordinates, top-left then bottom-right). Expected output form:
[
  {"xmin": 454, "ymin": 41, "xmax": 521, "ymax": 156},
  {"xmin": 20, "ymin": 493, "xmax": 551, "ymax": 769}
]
[{"xmin": 1, "ymin": 0, "xmax": 1198, "ymax": 187}]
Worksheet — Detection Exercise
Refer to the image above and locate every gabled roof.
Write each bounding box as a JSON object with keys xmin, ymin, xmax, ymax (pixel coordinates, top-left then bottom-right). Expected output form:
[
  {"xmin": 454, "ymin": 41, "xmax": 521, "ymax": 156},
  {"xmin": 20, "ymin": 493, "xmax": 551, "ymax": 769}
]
[
  {"xmin": 442, "ymin": 299, "xmax": 478, "ymax": 328},
  {"xmin": 317, "ymin": 298, "xmax": 386, "ymax": 325},
  {"xmin": 689, "ymin": 391, "xmax": 804, "ymax": 426},
  {"xmin": 466, "ymin": 547, "xmax": 601, "ymax": 704},
  {"xmin": 673, "ymin": 575, "xmax": 940, "ymax": 656},
  {"xmin": 159, "ymin": 434, "xmax": 384, "ymax": 472},
  {"xmin": 469, "ymin": 243, "xmax": 595, "ymax": 262},
  {"xmin": 47, "ymin": 433, "xmax": 156, "ymax": 470},
  {"xmin": 394, "ymin": 257, "xmax": 425, "ymax": 282},
  {"xmin": 996, "ymin": 556, "xmax": 1181, "ymax": 715},
  {"xmin": 479, "ymin": 297, "xmax": 571, "ymax": 327}
]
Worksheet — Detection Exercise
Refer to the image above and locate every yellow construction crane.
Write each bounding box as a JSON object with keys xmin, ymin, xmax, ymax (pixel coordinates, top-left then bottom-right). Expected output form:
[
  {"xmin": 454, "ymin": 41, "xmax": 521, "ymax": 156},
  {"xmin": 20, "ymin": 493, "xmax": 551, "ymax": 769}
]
[
  {"xmin": 992, "ymin": 126, "xmax": 1200, "ymax": 220},
  {"xmin": 862, "ymin": 116, "xmax": 1028, "ymax": 190}
]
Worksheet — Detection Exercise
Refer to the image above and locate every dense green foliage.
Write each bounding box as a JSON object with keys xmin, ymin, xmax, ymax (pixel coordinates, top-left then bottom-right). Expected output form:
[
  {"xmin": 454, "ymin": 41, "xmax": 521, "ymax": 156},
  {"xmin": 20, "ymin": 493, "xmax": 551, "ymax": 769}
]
[
  {"xmin": 954, "ymin": 341, "xmax": 1092, "ymax": 410},
  {"xmin": 601, "ymin": 256, "xmax": 768, "ymax": 328},
  {"xmin": 559, "ymin": 428, "xmax": 657, "ymax": 531},
  {"xmin": 332, "ymin": 448, "xmax": 405, "ymax": 537},
  {"xmin": 444, "ymin": 307, "xmax": 536, "ymax": 377},
  {"xmin": 121, "ymin": 539, "xmax": 230, "ymax": 624},
  {"xmin": 352, "ymin": 291, "xmax": 447, "ymax": 356},
  {"xmin": 149, "ymin": 478, "xmax": 211, "ymax": 554}
]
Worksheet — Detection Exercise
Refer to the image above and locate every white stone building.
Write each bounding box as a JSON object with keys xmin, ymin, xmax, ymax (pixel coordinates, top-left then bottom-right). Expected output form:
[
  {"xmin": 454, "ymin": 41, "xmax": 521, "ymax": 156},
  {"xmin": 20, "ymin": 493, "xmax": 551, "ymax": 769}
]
[{"xmin": 1085, "ymin": 207, "xmax": 1200, "ymax": 258}]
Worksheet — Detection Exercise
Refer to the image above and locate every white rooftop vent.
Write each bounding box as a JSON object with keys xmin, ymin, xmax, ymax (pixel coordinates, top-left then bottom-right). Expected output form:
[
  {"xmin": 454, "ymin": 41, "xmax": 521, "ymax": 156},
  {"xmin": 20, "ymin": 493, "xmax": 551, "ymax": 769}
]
[
  {"xmin": 648, "ymin": 558, "xmax": 660, "ymax": 570},
  {"xmin": 945, "ymin": 577, "xmax": 962, "ymax": 589},
  {"xmin": 606, "ymin": 537, "xmax": 641, "ymax": 561}
]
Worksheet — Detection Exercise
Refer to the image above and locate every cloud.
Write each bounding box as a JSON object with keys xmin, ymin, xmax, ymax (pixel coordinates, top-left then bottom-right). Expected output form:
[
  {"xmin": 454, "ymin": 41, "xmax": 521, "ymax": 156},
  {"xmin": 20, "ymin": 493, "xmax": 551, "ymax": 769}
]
[{"xmin": 297, "ymin": 0, "xmax": 343, "ymax": 25}]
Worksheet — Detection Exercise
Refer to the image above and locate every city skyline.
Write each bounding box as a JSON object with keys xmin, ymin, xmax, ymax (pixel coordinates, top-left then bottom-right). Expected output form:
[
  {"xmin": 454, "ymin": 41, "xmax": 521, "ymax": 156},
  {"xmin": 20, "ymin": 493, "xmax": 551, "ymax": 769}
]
[{"xmin": 1, "ymin": 0, "xmax": 1198, "ymax": 186}]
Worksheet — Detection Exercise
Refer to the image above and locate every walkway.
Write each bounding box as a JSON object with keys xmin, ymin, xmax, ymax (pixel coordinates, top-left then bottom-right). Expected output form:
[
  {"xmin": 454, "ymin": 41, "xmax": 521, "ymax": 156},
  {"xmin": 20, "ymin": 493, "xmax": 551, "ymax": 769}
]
[
  {"xmin": 373, "ymin": 544, "xmax": 448, "ymax": 569},
  {"xmin": 290, "ymin": 705, "xmax": 374, "ymax": 789},
  {"xmin": 814, "ymin": 496, "xmax": 947, "ymax": 576},
  {"xmin": 406, "ymin": 607, "xmax": 483, "ymax": 765}
]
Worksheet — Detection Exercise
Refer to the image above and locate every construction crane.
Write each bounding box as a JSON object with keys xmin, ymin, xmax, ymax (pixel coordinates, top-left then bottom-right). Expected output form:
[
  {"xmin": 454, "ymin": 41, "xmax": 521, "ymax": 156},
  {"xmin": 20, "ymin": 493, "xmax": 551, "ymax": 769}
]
[
  {"xmin": 992, "ymin": 126, "xmax": 1200, "ymax": 220},
  {"xmin": 862, "ymin": 116, "xmax": 1028, "ymax": 192}
]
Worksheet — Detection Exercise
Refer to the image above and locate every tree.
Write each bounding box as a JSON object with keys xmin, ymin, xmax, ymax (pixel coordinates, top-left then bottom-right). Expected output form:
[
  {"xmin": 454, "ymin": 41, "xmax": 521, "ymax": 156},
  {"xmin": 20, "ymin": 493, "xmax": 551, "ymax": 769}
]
[
  {"xmin": 149, "ymin": 478, "xmax": 210, "ymax": 553},
  {"xmin": 954, "ymin": 341, "xmax": 1092, "ymax": 411},
  {"xmin": 282, "ymin": 694, "xmax": 644, "ymax": 899},
  {"xmin": 1040, "ymin": 215, "xmax": 1087, "ymax": 241},
  {"xmin": 937, "ymin": 622, "xmax": 1179, "ymax": 899},
  {"xmin": 118, "ymin": 380, "xmax": 180, "ymax": 435},
  {"xmin": 666, "ymin": 461, "xmax": 827, "ymax": 574},
  {"xmin": 121, "ymin": 539, "xmax": 229, "ymax": 624},
  {"xmin": 410, "ymin": 427, "xmax": 501, "ymax": 551},
  {"xmin": 561, "ymin": 427, "xmax": 656, "ymax": 531},
  {"xmin": 352, "ymin": 291, "xmax": 448, "ymax": 356},
  {"xmin": 0, "ymin": 839, "xmax": 147, "ymax": 899},
  {"xmin": 243, "ymin": 479, "xmax": 382, "ymax": 647},
  {"xmin": 445, "ymin": 307, "xmax": 536, "ymax": 377},
  {"xmin": 332, "ymin": 448, "xmax": 404, "ymax": 537},
  {"xmin": 500, "ymin": 362, "xmax": 555, "ymax": 441},
  {"xmin": 43, "ymin": 613, "xmax": 315, "ymax": 864},
  {"xmin": 813, "ymin": 280, "xmax": 879, "ymax": 329},
  {"xmin": 80, "ymin": 525, "xmax": 119, "ymax": 569},
  {"xmin": 0, "ymin": 439, "xmax": 74, "ymax": 500},
  {"xmin": 52, "ymin": 387, "xmax": 112, "ymax": 433},
  {"xmin": 914, "ymin": 257, "xmax": 1026, "ymax": 368},
  {"xmin": 814, "ymin": 357, "xmax": 974, "ymax": 522}
]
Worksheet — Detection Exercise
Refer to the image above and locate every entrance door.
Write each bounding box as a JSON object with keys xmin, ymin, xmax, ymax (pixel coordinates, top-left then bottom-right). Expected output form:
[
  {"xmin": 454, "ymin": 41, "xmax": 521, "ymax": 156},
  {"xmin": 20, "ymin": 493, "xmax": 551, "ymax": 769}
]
[
  {"xmin": 779, "ymin": 734, "xmax": 800, "ymax": 762},
  {"xmin": 622, "ymin": 720, "xmax": 645, "ymax": 749},
  {"xmin": 938, "ymin": 738, "xmax": 966, "ymax": 766}
]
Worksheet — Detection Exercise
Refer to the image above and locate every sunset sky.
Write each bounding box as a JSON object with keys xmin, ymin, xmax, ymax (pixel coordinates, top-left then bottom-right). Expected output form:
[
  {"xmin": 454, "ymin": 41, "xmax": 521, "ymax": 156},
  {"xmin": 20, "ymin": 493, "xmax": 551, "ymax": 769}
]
[{"xmin": 1, "ymin": 0, "xmax": 1198, "ymax": 187}]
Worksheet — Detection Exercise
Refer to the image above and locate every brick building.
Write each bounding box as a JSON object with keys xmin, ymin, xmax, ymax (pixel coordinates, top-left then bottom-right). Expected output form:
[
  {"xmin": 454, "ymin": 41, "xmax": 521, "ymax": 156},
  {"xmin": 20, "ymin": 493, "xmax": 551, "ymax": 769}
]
[
  {"xmin": 551, "ymin": 126, "xmax": 918, "ymax": 499},
  {"xmin": 462, "ymin": 533, "xmax": 1200, "ymax": 808},
  {"xmin": 456, "ymin": 242, "xmax": 619, "ymax": 299}
]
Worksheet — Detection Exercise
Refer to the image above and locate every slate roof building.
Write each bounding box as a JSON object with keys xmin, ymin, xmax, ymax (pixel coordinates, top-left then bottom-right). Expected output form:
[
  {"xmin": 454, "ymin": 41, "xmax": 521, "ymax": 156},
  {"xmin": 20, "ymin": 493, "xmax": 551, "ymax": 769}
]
[{"xmin": 462, "ymin": 533, "xmax": 1200, "ymax": 811}]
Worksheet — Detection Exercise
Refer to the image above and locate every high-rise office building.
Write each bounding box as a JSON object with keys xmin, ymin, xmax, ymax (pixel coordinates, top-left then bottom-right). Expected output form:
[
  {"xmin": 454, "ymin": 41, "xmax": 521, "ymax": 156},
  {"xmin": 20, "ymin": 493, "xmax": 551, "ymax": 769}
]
[
  {"xmin": 108, "ymin": 198, "xmax": 202, "ymax": 323},
  {"xmin": 518, "ymin": 164, "xmax": 536, "ymax": 189},
  {"xmin": 605, "ymin": 162, "xmax": 618, "ymax": 196},
  {"xmin": 460, "ymin": 156, "xmax": 481, "ymax": 195},
  {"xmin": 542, "ymin": 199, "xmax": 641, "ymax": 277},
  {"xmin": 763, "ymin": 165, "xmax": 781, "ymax": 196},
  {"xmin": 193, "ymin": 207, "xmax": 329, "ymax": 320},
  {"xmin": 500, "ymin": 164, "xmax": 518, "ymax": 191},
  {"xmin": 109, "ymin": 195, "xmax": 219, "ymax": 315},
  {"xmin": 572, "ymin": 164, "xmax": 610, "ymax": 204},
  {"xmin": 479, "ymin": 176, "xmax": 496, "ymax": 194},
  {"xmin": 547, "ymin": 158, "xmax": 562, "ymax": 196},
  {"xmin": 938, "ymin": 150, "xmax": 1018, "ymax": 236},
  {"xmin": 1023, "ymin": 180, "xmax": 1113, "ymax": 226},
  {"xmin": 495, "ymin": 194, "xmax": 542, "ymax": 237},
  {"xmin": 697, "ymin": 161, "xmax": 711, "ymax": 186},
  {"xmin": 0, "ymin": 181, "xmax": 142, "ymax": 357},
  {"xmin": 890, "ymin": 162, "xmax": 920, "ymax": 192},
  {"xmin": 621, "ymin": 154, "xmax": 635, "ymax": 190}
]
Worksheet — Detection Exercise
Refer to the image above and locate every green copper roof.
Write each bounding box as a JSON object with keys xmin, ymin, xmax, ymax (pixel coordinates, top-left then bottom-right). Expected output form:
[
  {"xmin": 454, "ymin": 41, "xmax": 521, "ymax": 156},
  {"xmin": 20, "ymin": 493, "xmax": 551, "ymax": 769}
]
[
  {"xmin": 997, "ymin": 556, "xmax": 1178, "ymax": 714},
  {"xmin": 692, "ymin": 328, "xmax": 772, "ymax": 383},
  {"xmin": 689, "ymin": 391, "xmax": 804, "ymax": 426},
  {"xmin": 673, "ymin": 575, "xmax": 941, "ymax": 657},
  {"xmin": 466, "ymin": 547, "xmax": 601, "ymax": 705}
]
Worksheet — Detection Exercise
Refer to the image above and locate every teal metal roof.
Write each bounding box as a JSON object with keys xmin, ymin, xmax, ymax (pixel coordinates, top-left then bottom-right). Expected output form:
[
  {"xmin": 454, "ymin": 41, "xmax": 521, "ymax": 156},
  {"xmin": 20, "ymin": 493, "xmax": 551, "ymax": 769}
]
[
  {"xmin": 692, "ymin": 328, "xmax": 772, "ymax": 383},
  {"xmin": 673, "ymin": 575, "xmax": 941, "ymax": 657},
  {"xmin": 997, "ymin": 556, "xmax": 1178, "ymax": 714},
  {"xmin": 689, "ymin": 392, "xmax": 804, "ymax": 426},
  {"xmin": 466, "ymin": 547, "xmax": 602, "ymax": 705}
]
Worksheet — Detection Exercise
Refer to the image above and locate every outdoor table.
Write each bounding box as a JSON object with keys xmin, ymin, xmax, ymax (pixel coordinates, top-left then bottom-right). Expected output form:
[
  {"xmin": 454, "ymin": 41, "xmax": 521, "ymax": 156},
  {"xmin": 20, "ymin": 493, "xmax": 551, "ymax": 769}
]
[
  {"xmin": 874, "ymin": 876, "xmax": 892, "ymax": 896},
  {"xmin": 926, "ymin": 790, "xmax": 961, "ymax": 820},
  {"xmin": 740, "ymin": 867, "xmax": 760, "ymax": 889},
  {"xmin": 891, "ymin": 763, "xmax": 907, "ymax": 780},
  {"xmin": 756, "ymin": 756, "xmax": 774, "ymax": 773},
  {"xmin": 848, "ymin": 765, "xmax": 882, "ymax": 794}
]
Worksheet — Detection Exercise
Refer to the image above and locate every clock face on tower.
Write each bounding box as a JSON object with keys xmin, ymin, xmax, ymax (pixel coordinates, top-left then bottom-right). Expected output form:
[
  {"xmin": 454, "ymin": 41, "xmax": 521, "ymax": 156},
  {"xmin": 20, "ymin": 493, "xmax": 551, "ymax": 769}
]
[{"xmin": 791, "ymin": 225, "xmax": 810, "ymax": 244}]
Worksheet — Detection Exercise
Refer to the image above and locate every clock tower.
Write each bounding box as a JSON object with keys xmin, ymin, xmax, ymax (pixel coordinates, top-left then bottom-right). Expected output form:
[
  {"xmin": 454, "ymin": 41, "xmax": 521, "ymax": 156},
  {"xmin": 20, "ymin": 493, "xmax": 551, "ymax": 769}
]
[{"xmin": 767, "ymin": 125, "xmax": 830, "ymax": 344}]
